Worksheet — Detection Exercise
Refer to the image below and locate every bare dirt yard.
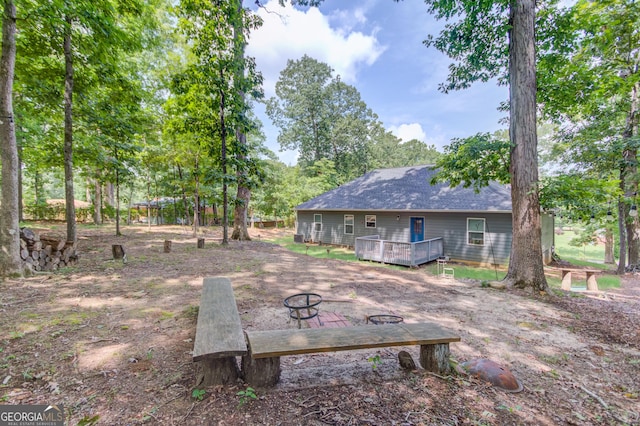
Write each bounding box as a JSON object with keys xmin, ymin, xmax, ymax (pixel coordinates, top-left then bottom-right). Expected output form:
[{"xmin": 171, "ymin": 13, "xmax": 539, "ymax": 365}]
[{"xmin": 1, "ymin": 224, "xmax": 639, "ymax": 425}]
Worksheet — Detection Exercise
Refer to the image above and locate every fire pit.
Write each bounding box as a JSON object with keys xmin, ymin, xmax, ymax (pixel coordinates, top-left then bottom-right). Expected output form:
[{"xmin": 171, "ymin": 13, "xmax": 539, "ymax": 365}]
[
  {"xmin": 284, "ymin": 293, "xmax": 322, "ymax": 329},
  {"xmin": 366, "ymin": 314, "xmax": 404, "ymax": 325}
]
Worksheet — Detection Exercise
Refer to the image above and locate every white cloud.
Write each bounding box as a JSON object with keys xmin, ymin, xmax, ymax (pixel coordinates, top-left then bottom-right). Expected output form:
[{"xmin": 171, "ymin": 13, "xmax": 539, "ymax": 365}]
[
  {"xmin": 388, "ymin": 123, "xmax": 427, "ymax": 143},
  {"xmin": 329, "ymin": 3, "xmax": 371, "ymax": 33},
  {"xmin": 246, "ymin": 0, "xmax": 385, "ymax": 97}
]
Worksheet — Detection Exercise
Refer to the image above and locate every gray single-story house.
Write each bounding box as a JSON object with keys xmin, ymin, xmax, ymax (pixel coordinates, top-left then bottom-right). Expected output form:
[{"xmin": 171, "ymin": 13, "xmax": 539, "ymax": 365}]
[{"xmin": 295, "ymin": 165, "xmax": 554, "ymax": 267}]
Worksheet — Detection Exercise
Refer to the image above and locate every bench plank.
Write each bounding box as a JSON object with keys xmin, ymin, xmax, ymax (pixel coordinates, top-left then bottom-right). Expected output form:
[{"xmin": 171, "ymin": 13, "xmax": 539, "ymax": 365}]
[
  {"xmin": 245, "ymin": 322, "xmax": 460, "ymax": 359},
  {"xmin": 193, "ymin": 277, "xmax": 247, "ymax": 361}
]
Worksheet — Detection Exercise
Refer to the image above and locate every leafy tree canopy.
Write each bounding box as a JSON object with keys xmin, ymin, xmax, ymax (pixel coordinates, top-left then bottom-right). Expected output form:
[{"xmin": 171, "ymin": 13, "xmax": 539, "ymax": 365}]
[
  {"xmin": 266, "ymin": 54, "xmax": 379, "ymax": 181},
  {"xmin": 430, "ymin": 131, "xmax": 510, "ymax": 191}
]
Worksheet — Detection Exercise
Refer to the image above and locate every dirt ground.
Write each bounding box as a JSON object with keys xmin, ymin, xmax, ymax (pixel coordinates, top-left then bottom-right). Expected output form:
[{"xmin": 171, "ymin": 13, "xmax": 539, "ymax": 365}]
[{"xmin": 1, "ymin": 224, "xmax": 639, "ymax": 425}]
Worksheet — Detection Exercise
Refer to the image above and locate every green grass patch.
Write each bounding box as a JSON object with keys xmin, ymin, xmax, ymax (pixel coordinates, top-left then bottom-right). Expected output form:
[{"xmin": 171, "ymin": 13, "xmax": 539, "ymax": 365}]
[
  {"xmin": 267, "ymin": 235, "xmax": 407, "ymax": 272},
  {"xmin": 552, "ymin": 229, "xmax": 620, "ymax": 289},
  {"xmin": 546, "ymin": 275, "xmax": 562, "ymax": 288},
  {"xmin": 159, "ymin": 311, "xmax": 174, "ymax": 321},
  {"xmin": 19, "ymin": 221, "xmax": 54, "ymax": 230},
  {"xmin": 9, "ymin": 331, "xmax": 25, "ymax": 340},
  {"xmin": 588, "ymin": 274, "xmax": 620, "ymax": 290},
  {"xmin": 556, "ymin": 257, "xmax": 611, "ymax": 270},
  {"xmin": 423, "ymin": 262, "xmax": 506, "ymax": 281},
  {"xmin": 546, "ymin": 274, "xmax": 619, "ymax": 291},
  {"xmin": 270, "ymin": 236, "xmax": 356, "ymax": 262},
  {"xmin": 554, "ymin": 229, "xmax": 605, "ymax": 264},
  {"xmin": 60, "ymin": 311, "xmax": 95, "ymax": 326},
  {"xmin": 181, "ymin": 305, "xmax": 199, "ymax": 320}
]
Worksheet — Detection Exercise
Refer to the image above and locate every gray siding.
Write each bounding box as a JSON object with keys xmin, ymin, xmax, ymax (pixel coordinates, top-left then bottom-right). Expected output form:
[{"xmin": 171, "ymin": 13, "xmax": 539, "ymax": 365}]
[
  {"xmin": 425, "ymin": 212, "xmax": 512, "ymax": 266},
  {"xmin": 541, "ymin": 213, "xmax": 555, "ymax": 264},
  {"xmin": 296, "ymin": 210, "xmax": 514, "ymax": 265},
  {"xmin": 296, "ymin": 211, "xmax": 404, "ymax": 247}
]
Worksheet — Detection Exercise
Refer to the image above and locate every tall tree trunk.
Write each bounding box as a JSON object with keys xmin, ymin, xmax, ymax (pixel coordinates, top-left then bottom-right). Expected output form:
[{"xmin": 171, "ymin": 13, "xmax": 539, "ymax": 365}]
[
  {"xmin": 624, "ymin": 83, "xmax": 639, "ymax": 266},
  {"xmin": 627, "ymin": 217, "xmax": 639, "ymax": 266},
  {"xmin": 220, "ymin": 67, "xmax": 229, "ymax": 245},
  {"xmin": 604, "ymin": 227, "xmax": 615, "ymax": 264},
  {"xmin": 231, "ymin": 129, "xmax": 251, "ymax": 241},
  {"xmin": 127, "ymin": 184, "xmax": 134, "ymax": 225},
  {"xmin": 172, "ymin": 166, "xmax": 179, "ymax": 224},
  {"xmin": 105, "ymin": 182, "xmax": 115, "ymax": 207},
  {"xmin": 193, "ymin": 175, "xmax": 199, "ymax": 237},
  {"xmin": 504, "ymin": 0, "xmax": 548, "ymax": 291},
  {"xmin": 146, "ymin": 172, "xmax": 151, "ymax": 231},
  {"xmin": 617, "ymin": 195, "xmax": 627, "ymax": 274},
  {"xmin": 115, "ymin": 150, "xmax": 121, "ymax": 236},
  {"xmin": 624, "ymin": 162, "xmax": 638, "ymax": 268},
  {"xmin": 0, "ymin": 0, "xmax": 22, "ymax": 278},
  {"xmin": 63, "ymin": 15, "xmax": 76, "ymax": 243},
  {"xmin": 177, "ymin": 164, "xmax": 190, "ymax": 226},
  {"xmin": 153, "ymin": 171, "xmax": 162, "ymax": 225},
  {"xmin": 93, "ymin": 173, "xmax": 102, "ymax": 225},
  {"xmin": 17, "ymin": 138, "xmax": 22, "ymax": 222},
  {"xmin": 231, "ymin": 0, "xmax": 251, "ymax": 241},
  {"xmin": 232, "ymin": 185, "xmax": 251, "ymax": 240}
]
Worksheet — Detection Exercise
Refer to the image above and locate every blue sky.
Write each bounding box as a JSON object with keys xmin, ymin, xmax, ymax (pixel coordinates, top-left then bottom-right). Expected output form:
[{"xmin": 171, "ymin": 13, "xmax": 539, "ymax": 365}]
[{"xmin": 246, "ymin": 0, "xmax": 509, "ymax": 165}]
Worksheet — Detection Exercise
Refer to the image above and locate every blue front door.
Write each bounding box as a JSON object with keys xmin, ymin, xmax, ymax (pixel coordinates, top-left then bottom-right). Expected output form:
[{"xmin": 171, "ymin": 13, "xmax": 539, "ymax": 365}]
[{"xmin": 410, "ymin": 217, "xmax": 424, "ymax": 242}]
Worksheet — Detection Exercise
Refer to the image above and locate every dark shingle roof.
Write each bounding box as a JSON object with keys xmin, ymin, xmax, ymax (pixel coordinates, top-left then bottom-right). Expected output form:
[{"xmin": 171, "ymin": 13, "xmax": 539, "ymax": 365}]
[{"xmin": 295, "ymin": 165, "xmax": 512, "ymax": 212}]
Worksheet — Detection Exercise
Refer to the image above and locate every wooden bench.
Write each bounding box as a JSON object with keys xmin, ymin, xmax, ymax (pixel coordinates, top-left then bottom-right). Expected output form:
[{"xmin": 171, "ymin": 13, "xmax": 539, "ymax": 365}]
[
  {"xmin": 193, "ymin": 277, "xmax": 247, "ymax": 386},
  {"xmin": 242, "ymin": 322, "xmax": 461, "ymax": 387},
  {"xmin": 560, "ymin": 268, "xmax": 599, "ymax": 291}
]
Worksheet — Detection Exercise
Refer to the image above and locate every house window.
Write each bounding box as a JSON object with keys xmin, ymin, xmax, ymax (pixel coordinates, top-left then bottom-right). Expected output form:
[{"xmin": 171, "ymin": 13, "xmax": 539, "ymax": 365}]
[
  {"xmin": 467, "ymin": 218, "xmax": 485, "ymax": 245},
  {"xmin": 313, "ymin": 214, "xmax": 322, "ymax": 233},
  {"xmin": 344, "ymin": 215, "xmax": 354, "ymax": 235},
  {"xmin": 365, "ymin": 215, "xmax": 376, "ymax": 228}
]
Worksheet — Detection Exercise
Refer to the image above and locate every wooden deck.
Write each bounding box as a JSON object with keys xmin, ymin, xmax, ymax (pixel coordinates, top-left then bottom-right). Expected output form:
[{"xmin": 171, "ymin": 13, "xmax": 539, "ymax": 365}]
[{"xmin": 355, "ymin": 235, "xmax": 443, "ymax": 267}]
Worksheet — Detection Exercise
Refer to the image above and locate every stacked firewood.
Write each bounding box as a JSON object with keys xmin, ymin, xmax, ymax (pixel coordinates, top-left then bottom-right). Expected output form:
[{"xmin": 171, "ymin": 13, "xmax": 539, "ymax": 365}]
[{"xmin": 20, "ymin": 228, "xmax": 78, "ymax": 272}]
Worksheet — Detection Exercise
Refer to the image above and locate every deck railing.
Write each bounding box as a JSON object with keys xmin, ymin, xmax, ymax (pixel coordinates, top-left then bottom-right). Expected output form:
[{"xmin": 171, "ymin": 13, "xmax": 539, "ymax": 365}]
[{"xmin": 355, "ymin": 235, "xmax": 444, "ymax": 267}]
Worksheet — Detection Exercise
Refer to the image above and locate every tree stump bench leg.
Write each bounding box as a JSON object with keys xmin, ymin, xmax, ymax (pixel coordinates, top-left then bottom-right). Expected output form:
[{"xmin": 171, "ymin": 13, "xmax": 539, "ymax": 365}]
[
  {"xmin": 242, "ymin": 354, "xmax": 281, "ymax": 388},
  {"xmin": 561, "ymin": 270, "xmax": 572, "ymax": 290},
  {"xmin": 197, "ymin": 238, "xmax": 205, "ymax": 249},
  {"xmin": 586, "ymin": 271, "xmax": 599, "ymax": 291},
  {"xmin": 164, "ymin": 240, "xmax": 172, "ymax": 253},
  {"xmin": 198, "ymin": 357, "xmax": 240, "ymax": 386},
  {"xmin": 419, "ymin": 343, "xmax": 451, "ymax": 374}
]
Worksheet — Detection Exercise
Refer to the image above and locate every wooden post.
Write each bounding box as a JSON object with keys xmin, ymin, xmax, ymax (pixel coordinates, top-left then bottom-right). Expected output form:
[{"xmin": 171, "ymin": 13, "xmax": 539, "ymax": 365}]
[
  {"xmin": 112, "ymin": 244, "xmax": 125, "ymax": 260},
  {"xmin": 241, "ymin": 353, "xmax": 281, "ymax": 387},
  {"xmin": 197, "ymin": 238, "xmax": 205, "ymax": 249},
  {"xmin": 164, "ymin": 240, "xmax": 172, "ymax": 253},
  {"xmin": 561, "ymin": 270, "xmax": 572, "ymax": 290},
  {"xmin": 586, "ymin": 271, "xmax": 599, "ymax": 291},
  {"xmin": 419, "ymin": 343, "xmax": 451, "ymax": 374},
  {"xmin": 198, "ymin": 357, "xmax": 240, "ymax": 386}
]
